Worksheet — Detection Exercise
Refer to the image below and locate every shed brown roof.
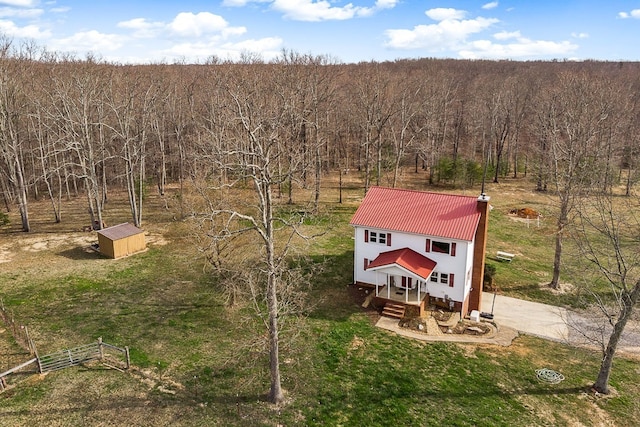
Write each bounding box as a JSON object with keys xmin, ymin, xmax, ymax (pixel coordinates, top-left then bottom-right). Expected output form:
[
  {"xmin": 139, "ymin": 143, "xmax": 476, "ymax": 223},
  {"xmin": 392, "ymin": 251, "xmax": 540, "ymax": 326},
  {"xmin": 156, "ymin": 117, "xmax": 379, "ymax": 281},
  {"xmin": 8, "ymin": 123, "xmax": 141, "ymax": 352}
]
[
  {"xmin": 97, "ymin": 223, "xmax": 144, "ymax": 241},
  {"xmin": 349, "ymin": 186, "xmax": 482, "ymax": 241}
]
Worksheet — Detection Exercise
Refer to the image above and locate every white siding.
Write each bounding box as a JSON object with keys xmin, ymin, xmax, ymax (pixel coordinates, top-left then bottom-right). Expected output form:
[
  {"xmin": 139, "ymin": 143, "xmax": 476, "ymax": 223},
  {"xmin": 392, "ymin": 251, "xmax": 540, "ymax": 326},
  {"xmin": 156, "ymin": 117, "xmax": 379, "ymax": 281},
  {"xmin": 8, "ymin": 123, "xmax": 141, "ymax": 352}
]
[{"xmin": 353, "ymin": 225, "xmax": 473, "ymax": 304}]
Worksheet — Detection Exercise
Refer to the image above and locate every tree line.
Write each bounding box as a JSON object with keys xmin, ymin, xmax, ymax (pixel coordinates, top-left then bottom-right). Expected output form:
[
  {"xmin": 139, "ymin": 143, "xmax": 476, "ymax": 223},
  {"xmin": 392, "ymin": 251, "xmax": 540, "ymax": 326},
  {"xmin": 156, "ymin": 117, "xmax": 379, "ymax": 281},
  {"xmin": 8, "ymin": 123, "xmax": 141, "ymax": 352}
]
[{"xmin": 1, "ymin": 41, "xmax": 639, "ymax": 233}]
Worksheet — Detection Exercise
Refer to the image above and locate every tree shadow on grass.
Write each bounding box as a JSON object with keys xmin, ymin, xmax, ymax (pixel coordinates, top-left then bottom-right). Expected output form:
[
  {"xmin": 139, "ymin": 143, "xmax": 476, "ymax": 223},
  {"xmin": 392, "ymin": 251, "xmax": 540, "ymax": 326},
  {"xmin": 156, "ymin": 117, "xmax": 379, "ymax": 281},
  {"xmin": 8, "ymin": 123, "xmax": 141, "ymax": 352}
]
[
  {"xmin": 58, "ymin": 246, "xmax": 106, "ymax": 261},
  {"xmin": 305, "ymin": 250, "xmax": 370, "ymax": 323}
]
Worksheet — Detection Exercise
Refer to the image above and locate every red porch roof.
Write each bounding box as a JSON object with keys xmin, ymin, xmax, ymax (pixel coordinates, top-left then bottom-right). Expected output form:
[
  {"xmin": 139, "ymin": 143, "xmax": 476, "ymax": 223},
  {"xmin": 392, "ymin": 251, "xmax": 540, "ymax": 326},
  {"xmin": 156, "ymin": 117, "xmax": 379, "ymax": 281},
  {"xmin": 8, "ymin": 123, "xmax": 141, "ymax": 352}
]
[
  {"xmin": 367, "ymin": 248, "xmax": 437, "ymax": 280},
  {"xmin": 350, "ymin": 186, "xmax": 482, "ymax": 241}
]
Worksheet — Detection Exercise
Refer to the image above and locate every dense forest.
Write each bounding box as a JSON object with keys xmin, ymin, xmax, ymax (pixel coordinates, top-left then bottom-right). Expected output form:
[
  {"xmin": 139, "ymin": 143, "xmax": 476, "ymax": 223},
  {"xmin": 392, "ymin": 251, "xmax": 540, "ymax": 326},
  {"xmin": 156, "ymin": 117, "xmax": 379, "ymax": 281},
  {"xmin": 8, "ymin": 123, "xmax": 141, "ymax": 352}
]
[{"xmin": 1, "ymin": 41, "xmax": 639, "ymax": 233}]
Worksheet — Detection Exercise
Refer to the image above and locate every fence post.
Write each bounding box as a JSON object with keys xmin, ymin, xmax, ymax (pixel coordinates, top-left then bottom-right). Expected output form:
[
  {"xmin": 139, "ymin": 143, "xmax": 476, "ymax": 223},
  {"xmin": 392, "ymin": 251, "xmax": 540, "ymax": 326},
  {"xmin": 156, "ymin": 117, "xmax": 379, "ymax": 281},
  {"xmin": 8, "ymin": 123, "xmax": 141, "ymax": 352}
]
[
  {"xmin": 24, "ymin": 326, "xmax": 32, "ymax": 354},
  {"xmin": 29, "ymin": 338, "xmax": 38, "ymax": 358},
  {"xmin": 124, "ymin": 346, "xmax": 130, "ymax": 369},
  {"xmin": 98, "ymin": 337, "xmax": 104, "ymax": 360}
]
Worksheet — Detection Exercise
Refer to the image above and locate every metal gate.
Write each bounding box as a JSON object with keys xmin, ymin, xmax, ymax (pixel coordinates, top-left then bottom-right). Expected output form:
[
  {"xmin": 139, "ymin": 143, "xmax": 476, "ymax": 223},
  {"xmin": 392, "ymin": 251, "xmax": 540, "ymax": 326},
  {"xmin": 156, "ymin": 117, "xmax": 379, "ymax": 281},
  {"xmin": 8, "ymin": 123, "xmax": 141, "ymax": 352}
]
[{"xmin": 38, "ymin": 342, "xmax": 103, "ymax": 372}]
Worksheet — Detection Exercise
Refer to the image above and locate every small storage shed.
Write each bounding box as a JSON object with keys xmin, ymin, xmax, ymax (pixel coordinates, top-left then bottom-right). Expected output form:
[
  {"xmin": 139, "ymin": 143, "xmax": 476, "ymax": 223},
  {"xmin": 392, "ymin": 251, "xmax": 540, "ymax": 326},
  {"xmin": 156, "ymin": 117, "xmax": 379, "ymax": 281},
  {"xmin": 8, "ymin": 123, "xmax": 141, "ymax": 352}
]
[{"xmin": 96, "ymin": 223, "xmax": 146, "ymax": 259}]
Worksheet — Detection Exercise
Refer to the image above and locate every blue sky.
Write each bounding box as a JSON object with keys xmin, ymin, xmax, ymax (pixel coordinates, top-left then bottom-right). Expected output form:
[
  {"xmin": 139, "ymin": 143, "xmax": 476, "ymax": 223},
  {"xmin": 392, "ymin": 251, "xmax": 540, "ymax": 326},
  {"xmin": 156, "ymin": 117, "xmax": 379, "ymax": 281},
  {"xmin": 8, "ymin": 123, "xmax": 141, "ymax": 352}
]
[{"xmin": 2, "ymin": 0, "xmax": 640, "ymax": 63}]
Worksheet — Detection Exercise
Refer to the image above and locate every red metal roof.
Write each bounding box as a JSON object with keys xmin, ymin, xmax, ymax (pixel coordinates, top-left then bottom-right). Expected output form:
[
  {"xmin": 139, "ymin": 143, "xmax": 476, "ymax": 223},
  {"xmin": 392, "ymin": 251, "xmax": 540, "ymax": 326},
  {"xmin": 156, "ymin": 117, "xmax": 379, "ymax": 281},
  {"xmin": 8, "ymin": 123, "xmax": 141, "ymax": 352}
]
[
  {"xmin": 350, "ymin": 187, "xmax": 482, "ymax": 241},
  {"xmin": 97, "ymin": 223, "xmax": 144, "ymax": 241},
  {"xmin": 367, "ymin": 248, "xmax": 437, "ymax": 280}
]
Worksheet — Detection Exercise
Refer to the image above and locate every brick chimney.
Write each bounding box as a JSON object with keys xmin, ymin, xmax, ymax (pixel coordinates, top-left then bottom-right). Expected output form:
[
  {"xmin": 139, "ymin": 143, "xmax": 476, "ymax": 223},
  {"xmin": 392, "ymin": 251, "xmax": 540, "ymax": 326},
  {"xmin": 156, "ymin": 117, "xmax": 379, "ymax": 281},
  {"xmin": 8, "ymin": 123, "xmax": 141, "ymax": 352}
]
[{"xmin": 468, "ymin": 193, "xmax": 490, "ymax": 313}]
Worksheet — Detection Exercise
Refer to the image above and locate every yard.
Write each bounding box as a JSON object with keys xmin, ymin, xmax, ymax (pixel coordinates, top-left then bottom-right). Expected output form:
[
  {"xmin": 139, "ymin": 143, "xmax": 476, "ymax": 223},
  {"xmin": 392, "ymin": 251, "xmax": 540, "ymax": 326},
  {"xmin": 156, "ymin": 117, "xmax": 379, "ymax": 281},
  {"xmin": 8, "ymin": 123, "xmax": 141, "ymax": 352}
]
[{"xmin": 1, "ymin": 172, "xmax": 639, "ymax": 426}]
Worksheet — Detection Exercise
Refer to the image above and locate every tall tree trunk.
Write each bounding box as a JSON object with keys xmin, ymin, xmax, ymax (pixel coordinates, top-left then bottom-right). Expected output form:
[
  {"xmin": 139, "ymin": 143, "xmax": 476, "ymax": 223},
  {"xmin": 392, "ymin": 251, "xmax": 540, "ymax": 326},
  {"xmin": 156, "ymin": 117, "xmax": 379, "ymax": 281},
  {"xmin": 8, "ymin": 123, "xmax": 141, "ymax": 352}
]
[
  {"xmin": 593, "ymin": 284, "xmax": 640, "ymax": 393},
  {"xmin": 266, "ymin": 240, "xmax": 283, "ymax": 403},
  {"xmin": 550, "ymin": 201, "xmax": 568, "ymax": 289}
]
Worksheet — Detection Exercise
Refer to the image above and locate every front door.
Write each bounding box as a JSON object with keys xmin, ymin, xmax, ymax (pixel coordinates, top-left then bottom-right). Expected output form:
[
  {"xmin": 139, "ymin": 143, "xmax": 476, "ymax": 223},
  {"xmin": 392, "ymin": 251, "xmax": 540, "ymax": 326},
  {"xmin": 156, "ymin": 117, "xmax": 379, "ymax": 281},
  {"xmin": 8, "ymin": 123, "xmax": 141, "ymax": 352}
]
[{"xmin": 400, "ymin": 276, "xmax": 413, "ymax": 289}]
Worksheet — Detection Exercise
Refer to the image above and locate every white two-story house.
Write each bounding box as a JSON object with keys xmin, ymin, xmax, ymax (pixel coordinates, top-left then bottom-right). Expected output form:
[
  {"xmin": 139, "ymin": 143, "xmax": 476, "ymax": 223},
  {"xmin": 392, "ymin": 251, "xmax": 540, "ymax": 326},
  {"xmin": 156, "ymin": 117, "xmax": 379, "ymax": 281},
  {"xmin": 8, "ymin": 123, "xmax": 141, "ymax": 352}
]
[{"xmin": 350, "ymin": 187, "xmax": 490, "ymax": 317}]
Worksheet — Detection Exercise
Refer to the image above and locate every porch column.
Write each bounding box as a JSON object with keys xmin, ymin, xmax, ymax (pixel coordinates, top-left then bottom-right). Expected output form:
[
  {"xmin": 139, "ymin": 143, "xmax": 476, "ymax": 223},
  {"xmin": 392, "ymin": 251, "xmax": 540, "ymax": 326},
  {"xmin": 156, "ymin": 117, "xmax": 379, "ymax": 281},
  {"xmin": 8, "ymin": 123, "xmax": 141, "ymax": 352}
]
[
  {"xmin": 387, "ymin": 276, "xmax": 390, "ymax": 298},
  {"xmin": 375, "ymin": 272, "xmax": 379, "ymax": 296},
  {"xmin": 417, "ymin": 281, "xmax": 421, "ymax": 302}
]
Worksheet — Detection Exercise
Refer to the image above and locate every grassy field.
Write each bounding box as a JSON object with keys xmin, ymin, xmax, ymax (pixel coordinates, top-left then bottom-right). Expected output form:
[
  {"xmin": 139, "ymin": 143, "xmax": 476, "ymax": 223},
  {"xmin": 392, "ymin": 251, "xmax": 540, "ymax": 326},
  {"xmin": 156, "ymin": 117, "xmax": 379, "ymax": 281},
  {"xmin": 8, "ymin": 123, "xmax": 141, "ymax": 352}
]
[{"xmin": 0, "ymin": 171, "xmax": 638, "ymax": 426}]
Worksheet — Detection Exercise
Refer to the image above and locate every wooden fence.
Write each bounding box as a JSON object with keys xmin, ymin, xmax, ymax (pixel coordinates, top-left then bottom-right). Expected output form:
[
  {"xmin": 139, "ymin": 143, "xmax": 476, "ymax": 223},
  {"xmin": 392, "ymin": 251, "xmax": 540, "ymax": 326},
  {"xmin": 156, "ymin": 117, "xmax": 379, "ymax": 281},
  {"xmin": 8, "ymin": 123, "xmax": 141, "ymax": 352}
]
[
  {"xmin": 1, "ymin": 298, "xmax": 130, "ymax": 392},
  {"xmin": 1, "ymin": 337, "xmax": 130, "ymax": 392},
  {"xmin": 0, "ymin": 358, "xmax": 38, "ymax": 392},
  {"xmin": 0, "ymin": 298, "xmax": 37, "ymax": 355}
]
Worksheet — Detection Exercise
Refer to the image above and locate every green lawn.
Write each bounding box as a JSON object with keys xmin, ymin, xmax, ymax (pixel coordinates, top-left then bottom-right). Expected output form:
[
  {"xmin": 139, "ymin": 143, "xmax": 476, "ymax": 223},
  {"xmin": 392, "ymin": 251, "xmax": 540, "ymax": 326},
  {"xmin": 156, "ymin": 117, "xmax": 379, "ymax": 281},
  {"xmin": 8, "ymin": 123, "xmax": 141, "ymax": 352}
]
[{"xmin": 0, "ymin": 179, "xmax": 638, "ymax": 426}]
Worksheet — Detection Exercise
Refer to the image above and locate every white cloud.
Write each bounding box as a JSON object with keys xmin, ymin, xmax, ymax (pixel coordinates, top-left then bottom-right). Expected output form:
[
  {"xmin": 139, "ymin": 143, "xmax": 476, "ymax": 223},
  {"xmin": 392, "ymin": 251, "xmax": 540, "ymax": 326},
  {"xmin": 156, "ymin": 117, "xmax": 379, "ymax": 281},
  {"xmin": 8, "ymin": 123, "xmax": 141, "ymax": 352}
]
[
  {"xmin": 482, "ymin": 2, "xmax": 498, "ymax": 10},
  {"xmin": 460, "ymin": 37, "xmax": 578, "ymax": 59},
  {"xmin": 52, "ymin": 30, "xmax": 125, "ymax": 52},
  {"xmin": 374, "ymin": 0, "xmax": 398, "ymax": 10},
  {"xmin": 494, "ymin": 30, "xmax": 520, "ymax": 40},
  {"xmin": 162, "ymin": 36, "xmax": 283, "ymax": 62},
  {"xmin": 223, "ymin": 0, "xmax": 398, "ymax": 18},
  {"xmin": 169, "ymin": 12, "xmax": 230, "ymax": 37},
  {"xmin": 425, "ymin": 8, "xmax": 467, "ymax": 21},
  {"xmin": 0, "ymin": 6, "xmax": 41, "ymax": 18},
  {"xmin": 618, "ymin": 9, "xmax": 640, "ymax": 19},
  {"xmin": 222, "ymin": 0, "xmax": 269, "ymax": 6},
  {"xmin": 118, "ymin": 12, "xmax": 246, "ymax": 41},
  {"xmin": 571, "ymin": 32, "xmax": 588, "ymax": 39},
  {"xmin": 224, "ymin": 36, "xmax": 283, "ymax": 54},
  {"xmin": 385, "ymin": 9, "xmax": 498, "ymax": 50},
  {"xmin": 0, "ymin": 0, "xmax": 37, "ymax": 6},
  {"xmin": 0, "ymin": 19, "xmax": 49, "ymax": 38},
  {"xmin": 385, "ymin": 7, "xmax": 577, "ymax": 60},
  {"xmin": 118, "ymin": 17, "xmax": 165, "ymax": 38},
  {"xmin": 271, "ymin": 0, "xmax": 396, "ymax": 22},
  {"xmin": 272, "ymin": 0, "xmax": 359, "ymax": 21}
]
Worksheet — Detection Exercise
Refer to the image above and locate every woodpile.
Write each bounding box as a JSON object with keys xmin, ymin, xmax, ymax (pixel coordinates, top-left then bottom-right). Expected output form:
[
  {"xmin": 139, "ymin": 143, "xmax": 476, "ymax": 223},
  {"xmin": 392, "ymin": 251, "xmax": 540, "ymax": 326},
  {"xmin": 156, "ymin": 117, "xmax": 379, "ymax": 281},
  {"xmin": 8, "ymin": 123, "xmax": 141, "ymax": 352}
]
[{"xmin": 509, "ymin": 207, "xmax": 541, "ymax": 218}]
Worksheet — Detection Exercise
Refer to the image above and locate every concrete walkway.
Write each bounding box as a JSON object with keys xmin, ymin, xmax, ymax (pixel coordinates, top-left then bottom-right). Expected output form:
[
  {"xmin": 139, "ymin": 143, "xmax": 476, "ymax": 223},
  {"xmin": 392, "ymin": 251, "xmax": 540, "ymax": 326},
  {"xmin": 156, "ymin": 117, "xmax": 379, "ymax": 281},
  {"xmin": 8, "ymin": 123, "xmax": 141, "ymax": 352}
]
[
  {"xmin": 376, "ymin": 292, "xmax": 640, "ymax": 355},
  {"xmin": 480, "ymin": 292, "xmax": 569, "ymax": 341},
  {"xmin": 376, "ymin": 292, "xmax": 569, "ymax": 347}
]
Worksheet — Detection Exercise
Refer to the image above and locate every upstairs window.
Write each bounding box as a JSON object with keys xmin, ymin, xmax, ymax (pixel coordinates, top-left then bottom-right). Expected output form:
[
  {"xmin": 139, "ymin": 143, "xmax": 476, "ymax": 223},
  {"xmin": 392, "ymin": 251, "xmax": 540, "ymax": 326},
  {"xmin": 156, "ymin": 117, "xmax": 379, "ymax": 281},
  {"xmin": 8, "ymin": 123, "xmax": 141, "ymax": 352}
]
[
  {"xmin": 426, "ymin": 239, "xmax": 456, "ymax": 256},
  {"xmin": 365, "ymin": 230, "xmax": 391, "ymax": 246},
  {"xmin": 432, "ymin": 241, "xmax": 450, "ymax": 254}
]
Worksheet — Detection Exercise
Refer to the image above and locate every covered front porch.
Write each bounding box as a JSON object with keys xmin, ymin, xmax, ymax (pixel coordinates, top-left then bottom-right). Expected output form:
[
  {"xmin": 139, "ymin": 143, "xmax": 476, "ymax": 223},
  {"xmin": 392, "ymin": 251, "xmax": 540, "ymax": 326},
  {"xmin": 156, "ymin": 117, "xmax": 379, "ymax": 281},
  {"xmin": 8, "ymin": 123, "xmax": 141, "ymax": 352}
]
[
  {"xmin": 373, "ymin": 284, "xmax": 428, "ymax": 317},
  {"xmin": 374, "ymin": 284, "xmax": 426, "ymax": 306},
  {"xmin": 366, "ymin": 247, "xmax": 436, "ymax": 317}
]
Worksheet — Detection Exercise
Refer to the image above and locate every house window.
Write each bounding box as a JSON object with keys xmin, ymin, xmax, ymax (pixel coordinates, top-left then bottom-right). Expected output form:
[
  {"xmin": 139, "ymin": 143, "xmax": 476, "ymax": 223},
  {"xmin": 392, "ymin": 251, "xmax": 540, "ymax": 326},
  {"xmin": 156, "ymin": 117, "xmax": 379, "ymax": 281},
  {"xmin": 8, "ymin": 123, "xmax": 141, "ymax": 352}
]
[
  {"xmin": 430, "ymin": 272, "xmax": 454, "ymax": 287},
  {"xmin": 427, "ymin": 240, "xmax": 457, "ymax": 256},
  {"xmin": 367, "ymin": 230, "xmax": 390, "ymax": 246},
  {"xmin": 432, "ymin": 241, "xmax": 450, "ymax": 254}
]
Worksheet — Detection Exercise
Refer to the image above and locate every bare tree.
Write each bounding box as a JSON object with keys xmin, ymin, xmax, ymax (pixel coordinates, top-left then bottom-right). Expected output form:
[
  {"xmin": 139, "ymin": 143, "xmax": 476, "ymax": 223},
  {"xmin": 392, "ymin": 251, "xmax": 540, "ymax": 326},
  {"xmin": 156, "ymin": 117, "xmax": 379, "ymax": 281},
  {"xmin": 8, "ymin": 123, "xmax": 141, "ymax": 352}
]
[
  {"xmin": 350, "ymin": 63, "xmax": 394, "ymax": 192},
  {"xmin": 104, "ymin": 70, "xmax": 157, "ymax": 227},
  {"xmin": 0, "ymin": 43, "xmax": 30, "ymax": 231},
  {"xmin": 536, "ymin": 72, "xmax": 614, "ymax": 289},
  {"xmin": 571, "ymin": 192, "xmax": 640, "ymax": 394},
  {"xmin": 49, "ymin": 63, "xmax": 111, "ymax": 229},
  {"xmin": 194, "ymin": 66, "xmax": 314, "ymax": 404},
  {"xmin": 388, "ymin": 75, "xmax": 427, "ymax": 188}
]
